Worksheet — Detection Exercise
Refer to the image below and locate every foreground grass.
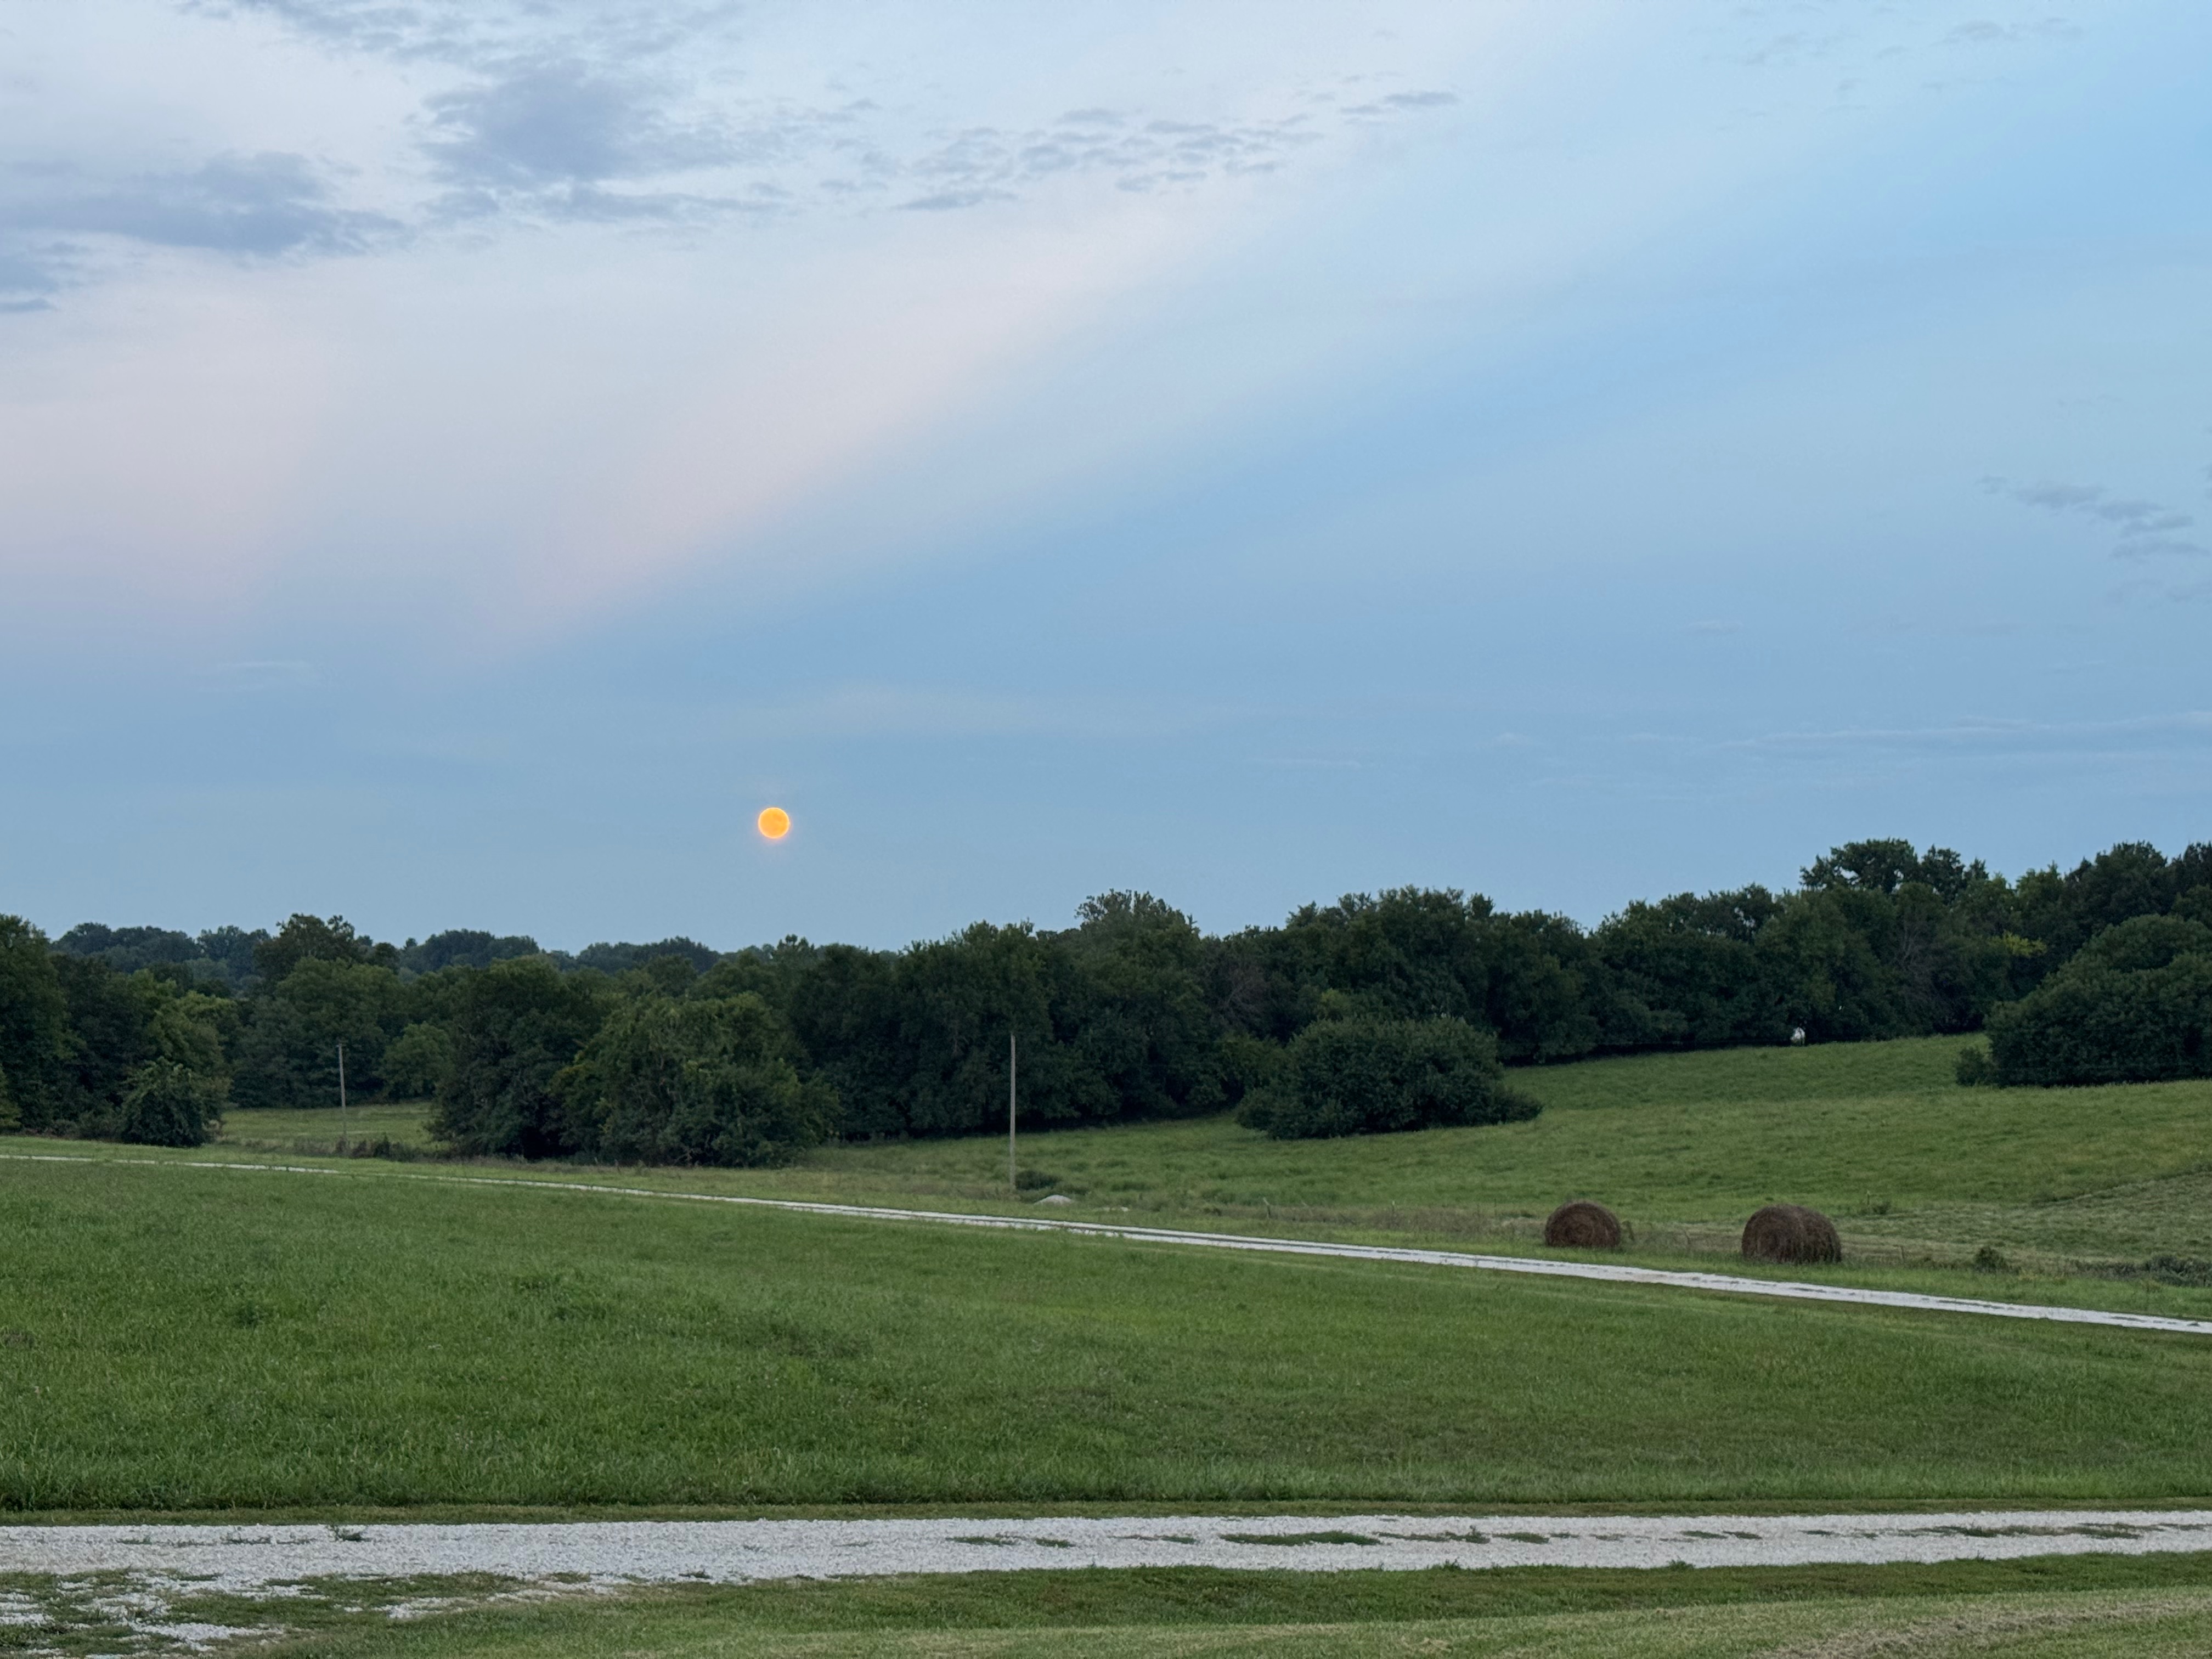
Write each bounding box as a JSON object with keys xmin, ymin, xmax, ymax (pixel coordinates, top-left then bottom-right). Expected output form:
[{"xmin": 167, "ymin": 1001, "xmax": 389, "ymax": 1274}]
[
  {"xmin": 2, "ymin": 1159, "xmax": 2208, "ymax": 1513},
  {"xmin": 12, "ymin": 1558, "xmax": 2208, "ymax": 1657}
]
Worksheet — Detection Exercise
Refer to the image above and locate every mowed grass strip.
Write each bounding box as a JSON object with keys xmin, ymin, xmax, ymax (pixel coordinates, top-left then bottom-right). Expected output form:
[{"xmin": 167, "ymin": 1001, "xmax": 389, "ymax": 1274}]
[
  {"xmin": 3, "ymin": 1161, "xmax": 2208, "ymax": 1510},
  {"xmin": 188, "ymin": 1558, "xmax": 2212, "ymax": 1658}
]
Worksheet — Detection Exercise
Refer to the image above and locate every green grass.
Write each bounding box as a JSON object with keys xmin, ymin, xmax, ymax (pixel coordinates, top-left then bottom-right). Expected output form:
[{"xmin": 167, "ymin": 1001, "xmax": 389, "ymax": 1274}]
[
  {"xmin": 11, "ymin": 1558, "xmax": 2203, "ymax": 1657},
  {"xmin": 2, "ymin": 1157, "xmax": 2209, "ymax": 1514},
  {"xmin": 183, "ymin": 1037, "xmax": 2212, "ymax": 1323},
  {"xmin": 210, "ymin": 1041, "xmax": 2212, "ymax": 1268}
]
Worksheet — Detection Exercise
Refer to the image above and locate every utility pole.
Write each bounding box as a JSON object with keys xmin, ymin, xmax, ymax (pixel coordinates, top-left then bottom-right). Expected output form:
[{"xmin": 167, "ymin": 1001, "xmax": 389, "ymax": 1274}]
[
  {"xmin": 1007, "ymin": 1030, "xmax": 1018, "ymax": 1194},
  {"xmin": 337, "ymin": 1041, "xmax": 349, "ymax": 1152}
]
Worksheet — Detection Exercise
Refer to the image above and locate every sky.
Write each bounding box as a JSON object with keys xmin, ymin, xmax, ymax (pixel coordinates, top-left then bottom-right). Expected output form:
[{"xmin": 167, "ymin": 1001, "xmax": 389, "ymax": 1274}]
[{"xmin": 2, "ymin": 0, "xmax": 2209, "ymax": 951}]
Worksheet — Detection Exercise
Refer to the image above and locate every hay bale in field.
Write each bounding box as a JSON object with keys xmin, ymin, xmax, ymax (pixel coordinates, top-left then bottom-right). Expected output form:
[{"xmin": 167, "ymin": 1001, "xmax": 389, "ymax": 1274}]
[
  {"xmin": 1543, "ymin": 1200, "xmax": 1623, "ymax": 1250},
  {"xmin": 1741, "ymin": 1203, "xmax": 1842, "ymax": 1265}
]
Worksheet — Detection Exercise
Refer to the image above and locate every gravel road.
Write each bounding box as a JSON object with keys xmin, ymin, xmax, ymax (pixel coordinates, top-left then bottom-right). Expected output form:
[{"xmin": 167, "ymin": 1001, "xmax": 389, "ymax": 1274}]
[{"xmin": 3, "ymin": 1512, "xmax": 2209, "ymax": 1590}]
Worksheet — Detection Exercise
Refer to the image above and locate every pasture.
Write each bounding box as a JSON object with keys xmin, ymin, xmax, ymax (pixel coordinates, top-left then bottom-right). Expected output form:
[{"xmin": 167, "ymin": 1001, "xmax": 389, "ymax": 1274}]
[{"xmin": 2, "ymin": 1151, "xmax": 2209, "ymax": 1514}]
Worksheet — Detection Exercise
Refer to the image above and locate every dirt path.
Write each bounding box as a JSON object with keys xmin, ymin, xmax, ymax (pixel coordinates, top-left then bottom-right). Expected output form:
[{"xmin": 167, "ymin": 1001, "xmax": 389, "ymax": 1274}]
[
  {"xmin": 4, "ymin": 1511, "xmax": 2210, "ymax": 1590},
  {"xmin": 9, "ymin": 1151, "xmax": 2212, "ymax": 1336}
]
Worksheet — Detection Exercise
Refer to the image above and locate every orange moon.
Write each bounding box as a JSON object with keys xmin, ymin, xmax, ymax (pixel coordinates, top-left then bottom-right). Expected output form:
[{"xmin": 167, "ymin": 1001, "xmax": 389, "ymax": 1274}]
[{"xmin": 757, "ymin": 806, "xmax": 791, "ymax": 840}]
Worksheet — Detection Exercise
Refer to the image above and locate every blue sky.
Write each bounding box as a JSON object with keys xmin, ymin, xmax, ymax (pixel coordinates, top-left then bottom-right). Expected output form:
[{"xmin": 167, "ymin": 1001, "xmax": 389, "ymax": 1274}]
[{"xmin": 3, "ymin": 1, "xmax": 2208, "ymax": 950}]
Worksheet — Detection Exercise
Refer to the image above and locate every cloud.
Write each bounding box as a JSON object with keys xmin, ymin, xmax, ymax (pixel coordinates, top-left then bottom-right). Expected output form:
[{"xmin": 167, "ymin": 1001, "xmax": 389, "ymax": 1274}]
[
  {"xmin": 1943, "ymin": 18, "xmax": 2084, "ymax": 48},
  {"xmin": 0, "ymin": 153, "xmax": 394, "ymax": 301},
  {"xmin": 1982, "ymin": 476, "xmax": 2205, "ymax": 560},
  {"xmin": 424, "ymin": 62, "xmax": 708, "ymax": 186}
]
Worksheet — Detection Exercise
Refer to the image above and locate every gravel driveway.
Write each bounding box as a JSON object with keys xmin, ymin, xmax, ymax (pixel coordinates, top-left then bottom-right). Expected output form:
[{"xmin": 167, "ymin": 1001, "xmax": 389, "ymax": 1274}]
[{"xmin": 4, "ymin": 1511, "xmax": 2209, "ymax": 1591}]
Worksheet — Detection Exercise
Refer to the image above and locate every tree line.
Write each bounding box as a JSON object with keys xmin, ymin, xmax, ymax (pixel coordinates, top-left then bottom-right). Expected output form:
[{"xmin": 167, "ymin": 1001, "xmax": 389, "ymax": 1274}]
[{"xmin": 3, "ymin": 836, "xmax": 2208, "ymax": 1158}]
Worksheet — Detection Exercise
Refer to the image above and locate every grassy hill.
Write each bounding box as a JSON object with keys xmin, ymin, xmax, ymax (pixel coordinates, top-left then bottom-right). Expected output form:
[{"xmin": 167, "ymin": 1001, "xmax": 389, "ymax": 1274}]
[
  {"xmin": 3, "ymin": 1148, "xmax": 2210, "ymax": 1514},
  {"xmin": 208, "ymin": 1035, "xmax": 2212, "ymax": 1299}
]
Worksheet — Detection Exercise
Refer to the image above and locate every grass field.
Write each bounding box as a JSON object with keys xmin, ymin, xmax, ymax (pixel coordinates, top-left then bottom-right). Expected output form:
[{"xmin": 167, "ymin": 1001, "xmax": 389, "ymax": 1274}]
[
  {"xmin": 2, "ymin": 1151, "xmax": 2209, "ymax": 1513},
  {"xmin": 178, "ymin": 1036, "xmax": 2212, "ymax": 1320},
  {"xmin": 9, "ymin": 1557, "xmax": 2212, "ymax": 1656}
]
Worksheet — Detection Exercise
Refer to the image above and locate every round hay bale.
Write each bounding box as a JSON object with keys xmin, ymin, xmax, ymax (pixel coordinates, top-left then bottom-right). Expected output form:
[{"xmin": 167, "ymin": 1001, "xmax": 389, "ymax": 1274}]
[
  {"xmin": 1741, "ymin": 1203, "xmax": 1842, "ymax": 1265},
  {"xmin": 1544, "ymin": 1200, "xmax": 1623, "ymax": 1250}
]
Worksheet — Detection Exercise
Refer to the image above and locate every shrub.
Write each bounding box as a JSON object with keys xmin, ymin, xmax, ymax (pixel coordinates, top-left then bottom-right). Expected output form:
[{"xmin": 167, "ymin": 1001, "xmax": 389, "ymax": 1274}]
[
  {"xmin": 1236, "ymin": 1017, "xmax": 1540, "ymax": 1139},
  {"xmin": 116, "ymin": 1059, "xmax": 221, "ymax": 1147},
  {"xmin": 577, "ymin": 993, "xmax": 836, "ymax": 1167},
  {"xmin": 1741, "ymin": 1204, "xmax": 1842, "ymax": 1265},
  {"xmin": 1544, "ymin": 1200, "xmax": 1622, "ymax": 1249},
  {"xmin": 1982, "ymin": 917, "xmax": 2212, "ymax": 1086}
]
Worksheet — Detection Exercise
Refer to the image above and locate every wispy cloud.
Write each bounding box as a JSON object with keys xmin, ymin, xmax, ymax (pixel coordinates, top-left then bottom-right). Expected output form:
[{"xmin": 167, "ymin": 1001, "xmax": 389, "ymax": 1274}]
[
  {"xmin": 1982, "ymin": 476, "xmax": 2206, "ymax": 562},
  {"xmin": 0, "ymin": 153, "xmax": 394, "ymax": 303}
]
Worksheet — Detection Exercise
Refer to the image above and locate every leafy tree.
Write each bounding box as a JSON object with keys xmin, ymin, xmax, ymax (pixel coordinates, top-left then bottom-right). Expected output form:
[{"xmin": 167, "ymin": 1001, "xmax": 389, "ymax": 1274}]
[
  {"xmin": 574, "ymin": 938, "xmax": 720, "ymax": 975},
  {"xmin": 1061, "ymin": 892, "xmax": 1228, "ymax": 1117},
  {"xmin": 253, "ymin": 913, "xmax": 393, "ymax": 984},
  {"xmin": 230, "ymin": 958, "xmax": 405, "ymax": 1109},
  {"xmin": 1238, "ymin": 1017, "xmax": 1539, "ymax": 1139},
  {"xmin": 0, "ymin": 916, "xmax": 70, "ymax": 1130},
  {"xmin": 573, "ymin": 993, "xmax": 834, "ymax": 1166},
  {"xmin": 1595, "ymin": 887, "xmax": 1786, "ymax": 1048},
  {"xmin": 399, "ymin": 930, "xmax": 541, "ymax": 974},
  {"xmin": 50, "ymin": 954, "xmax": 164, "ymax": 1127},
  {"xmin": 784, "ymin": 944, "xmax": 909, "ymax": 1137},
  {"xmin": 382, "ymin": 1022, "xmax": 456, "ymax": 1099},
  {"xmin": 1983, "ymin": 916, "xmax": 2212, "ymax": 1086},
  {"xmin": 432, "ymin": 958, "xmax": 605, "ymax": 1157}
]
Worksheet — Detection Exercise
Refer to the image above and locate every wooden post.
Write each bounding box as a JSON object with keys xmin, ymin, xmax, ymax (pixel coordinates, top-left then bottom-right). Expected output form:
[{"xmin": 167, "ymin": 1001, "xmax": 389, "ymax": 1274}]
[
  {"xmin": 1008, "ymin": 1031, "xmax": 1018, "ymax": 1193},
  {"xmin": 337, "ymin": 1041, "xmax": 349, "ymax": 1151}
]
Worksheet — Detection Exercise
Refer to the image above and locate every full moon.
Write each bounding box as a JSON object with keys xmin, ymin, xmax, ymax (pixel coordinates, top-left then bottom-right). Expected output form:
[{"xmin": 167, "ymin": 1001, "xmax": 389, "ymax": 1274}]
[{"xmin": 757, "ymin": 806, "xmax": 791, "ymax": 840}]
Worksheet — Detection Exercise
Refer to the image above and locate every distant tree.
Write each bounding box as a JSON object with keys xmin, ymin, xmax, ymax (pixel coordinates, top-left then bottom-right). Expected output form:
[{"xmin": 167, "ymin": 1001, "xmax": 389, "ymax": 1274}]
[
  {"xmin": 432, "ymin": 958, "xmax": 605, "ymax": 1157},
  {"xmin": 0, "ymin": 916, "xmax": 70, "ymax": 1130},
  {"xmin": 575, "ymin": 992, "xmax": 834, "ymax": 1166},
  {"xmin": 381, "ymin": 1022, "xmax": 456, "ymax": 1099},
  {"xmin": 194, "ymin": 926, "xmax": 267, "ymax": 989},
  {"xmin": 50, "ymin": 954, "xmax": 164, "ymax": 1127},
  {"xmin": 399, "ymin": 930, "xmax": 541, "ymax": 975},
  {"xmin": 574, "ymin": 938, "xmax": 721, "ymax": 975},
  {"xmin": 253, "ymin": 914, "xmax": 394, "ymax": 984},
  {"xmin": 1983, "ymin": 916, "xmax": 2212, "ymax": 1086},
  {"xmin": 1062, "ymin": 891, "xmax": 1228, "ymax": 1117},
  {"xmin": 230, "ymin": 958, "xmax": 405, "ymax": 1109}
]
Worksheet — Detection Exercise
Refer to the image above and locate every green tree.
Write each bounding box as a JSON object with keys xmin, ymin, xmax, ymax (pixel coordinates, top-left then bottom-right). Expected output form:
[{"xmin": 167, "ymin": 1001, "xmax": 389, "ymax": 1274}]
[
  {"xmin": 0, "ymin": 916, "xmax": 70, "ymax": 1130},
  {"xmin": 577, "ymin": 993, "xmax": 835, "ymax": 1166},
  {"xmin": 382, "ymin": 1022, "xmax": 456, "ymax": 1099},
  {"xmin": 432, "ymin": 958, "xmax": 605, "ymax": 1157},
  {"xmin": 230, "ymin": 958, "xmax": 405, "ymax": 1109},
  {"xmin": 252, "ymin": 913, "xmax": 393, "ymax": 984},
  {"xmin": 1983, "ymin": 916, "xmax": 2212, "ymax": 1085}
]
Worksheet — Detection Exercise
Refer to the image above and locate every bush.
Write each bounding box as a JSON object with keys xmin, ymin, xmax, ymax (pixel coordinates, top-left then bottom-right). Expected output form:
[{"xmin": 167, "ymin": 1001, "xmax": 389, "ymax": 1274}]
[
  {"xmin": 116, "ymin": 1059, "xmax": 221, "ymax": 1147},
  {"xmin": 576, "ymin": 994, "xmax": 836, "ymax": 1167},
  {"xmin": 1982, "ymin": 917, "xmax": 2212, "ymax": 1086},
  {"xmin": 1236, "ymin": 1017, "xmax": 1540, "ymax": 1139}
]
